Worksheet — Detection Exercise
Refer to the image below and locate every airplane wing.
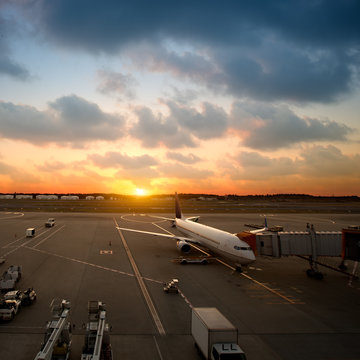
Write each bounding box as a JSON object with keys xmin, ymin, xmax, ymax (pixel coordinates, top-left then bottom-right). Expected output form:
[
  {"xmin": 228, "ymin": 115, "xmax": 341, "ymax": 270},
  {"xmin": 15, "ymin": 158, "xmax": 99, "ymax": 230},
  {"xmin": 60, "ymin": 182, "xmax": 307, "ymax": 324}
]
[{"xmin": 116, "ymin": 226, "xmax": 201, "ymax": 244}]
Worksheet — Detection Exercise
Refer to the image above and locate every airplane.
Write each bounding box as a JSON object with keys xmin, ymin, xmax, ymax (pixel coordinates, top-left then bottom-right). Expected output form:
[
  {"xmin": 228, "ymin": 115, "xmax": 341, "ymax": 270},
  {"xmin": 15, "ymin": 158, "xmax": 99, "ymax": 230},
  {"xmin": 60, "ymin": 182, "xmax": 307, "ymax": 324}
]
[{"xmin": 116, "ymin": 193, "xmax": 257, "ymax": 270}]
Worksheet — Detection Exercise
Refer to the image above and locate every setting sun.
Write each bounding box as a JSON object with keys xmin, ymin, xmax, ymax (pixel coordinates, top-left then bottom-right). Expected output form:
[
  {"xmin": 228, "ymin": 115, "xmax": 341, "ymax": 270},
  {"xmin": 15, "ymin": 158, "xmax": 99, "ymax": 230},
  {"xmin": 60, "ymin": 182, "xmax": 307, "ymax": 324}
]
[{"xmin": 135, "ymin": 188, "xmax": 146, "ymax": 196}]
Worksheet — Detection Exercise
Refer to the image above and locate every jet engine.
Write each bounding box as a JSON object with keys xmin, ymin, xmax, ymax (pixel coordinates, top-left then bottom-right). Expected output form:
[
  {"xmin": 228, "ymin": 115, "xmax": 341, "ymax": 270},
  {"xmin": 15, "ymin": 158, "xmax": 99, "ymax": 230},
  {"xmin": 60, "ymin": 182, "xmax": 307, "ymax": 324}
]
[{"xmin": 176, "ymin": 240, "xmax": 191, "ymax": 253}]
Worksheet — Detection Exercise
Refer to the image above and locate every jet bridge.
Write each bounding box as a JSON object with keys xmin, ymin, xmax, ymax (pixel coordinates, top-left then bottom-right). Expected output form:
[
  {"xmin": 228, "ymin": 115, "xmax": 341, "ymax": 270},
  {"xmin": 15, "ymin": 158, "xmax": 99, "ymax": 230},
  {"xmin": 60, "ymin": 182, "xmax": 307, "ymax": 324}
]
[
  {"xmin": 242, "ymin": 224, "xmax": 360, "ymax": 279},
  {"xmin": 34, "ymin": 299, "xmax": 71, "ymax": 360}
]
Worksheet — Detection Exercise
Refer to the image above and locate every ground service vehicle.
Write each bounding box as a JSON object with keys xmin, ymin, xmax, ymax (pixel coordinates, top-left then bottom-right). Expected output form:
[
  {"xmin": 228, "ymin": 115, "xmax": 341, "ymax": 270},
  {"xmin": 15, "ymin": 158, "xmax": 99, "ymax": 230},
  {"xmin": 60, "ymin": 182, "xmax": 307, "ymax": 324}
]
[
  {"xmin": 22, "ymin": 288, "xmax": 37, "ymax": 305},
  {"xmin": 81, "ymin": 301, "xmax": 113, "ymax": 360},
  {"xmin": 26, "ymin": 228, "xmax": 35, "ymax": 237},
  {"xmin": 0, "ymin": 298, "xmax": 21, "ymax": 321},
  {"xmin": 0, "ymin": 265, "xmax": 22, "ymax": 291},
  {"xmin": 5, "ymin": 288, "xmax": 36, "ymax": 305},
  {"xmin": 34, "ymin": 299, "xmax": 72, "ymax": 360},
  {"xmin": 191, "ymin": 307, "xmax": 246, "ymax": 360},
  {"xmin": 45, "ymin": 218, "xmax": 55, "ymax": 227}
]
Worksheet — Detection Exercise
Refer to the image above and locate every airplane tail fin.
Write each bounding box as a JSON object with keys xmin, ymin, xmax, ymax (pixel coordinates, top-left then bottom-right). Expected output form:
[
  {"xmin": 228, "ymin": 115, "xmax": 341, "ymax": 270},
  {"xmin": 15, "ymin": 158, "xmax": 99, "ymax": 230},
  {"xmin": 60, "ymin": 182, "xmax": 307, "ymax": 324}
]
[{"xmin": 175, "ymin": 192, "xmax": 182, "ymax": 219}]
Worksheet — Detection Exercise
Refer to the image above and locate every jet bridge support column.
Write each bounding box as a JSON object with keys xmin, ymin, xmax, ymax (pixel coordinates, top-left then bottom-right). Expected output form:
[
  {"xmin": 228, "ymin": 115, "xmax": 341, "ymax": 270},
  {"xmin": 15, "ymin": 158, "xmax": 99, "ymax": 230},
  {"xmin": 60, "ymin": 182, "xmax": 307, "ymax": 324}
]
[{"xmin": 306, "ymin": 224, "xmax": 324, "ymax": 280}]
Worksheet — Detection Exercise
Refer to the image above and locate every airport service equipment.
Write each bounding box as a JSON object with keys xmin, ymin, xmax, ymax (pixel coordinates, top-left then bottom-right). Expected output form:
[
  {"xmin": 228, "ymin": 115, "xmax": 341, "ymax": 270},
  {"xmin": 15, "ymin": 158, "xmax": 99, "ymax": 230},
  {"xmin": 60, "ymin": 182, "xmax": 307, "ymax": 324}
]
[
  {"xmin": 0, "ymin": 297, "xmax": 21, "ymax": 320},
  {"xmin": 163, "ymin": 279, "xmax": 179, "ymax": 293},
  {"xmin": 191, "ymin": 307, "xmax": 246, "ymax": 360},
  {"xmin": 26, "ymin": 228, "xmax": 35, "ymax": 237},
  {"xmin": 81, "ymin": 301, "xmax": 113, "ymax": 360},
  {"xmin": 0, "ymin": 265, "xmax": 22, "ymax": 291},
  {"xmin": 34, "ymin": 299, "xmax": 72, "ymax": 360},
  {"xmin": 45, "ymin": 218, "xmax": 55, "ymax": 227},
  {"xmin": 4, "ymin": 288, "xmax": 37, "ymax": 306}
]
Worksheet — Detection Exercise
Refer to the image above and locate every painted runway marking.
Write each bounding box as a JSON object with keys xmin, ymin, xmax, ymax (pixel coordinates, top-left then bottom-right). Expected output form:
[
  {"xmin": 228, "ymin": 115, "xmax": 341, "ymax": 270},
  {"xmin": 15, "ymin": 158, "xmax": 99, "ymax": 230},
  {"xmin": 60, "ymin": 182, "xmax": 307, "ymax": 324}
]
[
  {"xmin": 114, "ymin": 217, "xmax": 166, "ymax": 336},
  {"xmin": 32, "ymin": 225, "xmax": 65, "ymax": 248},
  {"xmin": 121, "ymin": 214, "xmax": 167, "ymax": 224},
  {"xmin": 153, "ymin": 336, "xmax": 164, "ymax": 360},
  {"xmin": 25, "ymin": 245, "xmax": 136, "ymax": 278},
  {"xmin": 0, "ymin": 212, "xmax": 24, "ymax": 220},
  {"xmin": 100, "ymin": 250, "xmax": 113, "ymax": 254}
]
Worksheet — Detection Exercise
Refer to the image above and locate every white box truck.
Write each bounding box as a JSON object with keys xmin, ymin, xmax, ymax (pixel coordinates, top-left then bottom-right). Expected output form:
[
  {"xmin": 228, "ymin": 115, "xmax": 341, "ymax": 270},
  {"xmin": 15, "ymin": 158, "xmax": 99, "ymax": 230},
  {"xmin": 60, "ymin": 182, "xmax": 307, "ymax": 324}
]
[{"xmin": 191, "ymin": 307, "xmax": 246, "ymax": 360}]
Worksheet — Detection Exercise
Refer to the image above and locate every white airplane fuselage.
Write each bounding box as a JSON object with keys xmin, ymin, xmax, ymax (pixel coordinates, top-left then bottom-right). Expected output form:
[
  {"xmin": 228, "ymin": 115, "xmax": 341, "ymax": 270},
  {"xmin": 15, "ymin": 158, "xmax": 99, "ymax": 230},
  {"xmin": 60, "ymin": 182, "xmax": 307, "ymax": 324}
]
[{"xmin": 175, "ymin": 218, "xmax": 256, "ymax": 266}]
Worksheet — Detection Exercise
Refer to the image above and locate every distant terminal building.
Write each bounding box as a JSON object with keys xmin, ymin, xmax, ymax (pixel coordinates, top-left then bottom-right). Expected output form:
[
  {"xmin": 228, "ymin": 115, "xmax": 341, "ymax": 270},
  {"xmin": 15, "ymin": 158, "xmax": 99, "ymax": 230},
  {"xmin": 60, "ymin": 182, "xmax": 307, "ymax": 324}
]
[
  {"xmin": 15, "ymin": 194, "xmax": 33, "ymax": 199},
  {"xmin": 0, "ymin": 194, "xmax": 14, "ymax": 199},
  {"xmin": 60, "ymin": 195, "xmax": 80, "ymax": 200},
  {"xmin": 36, "ymin": 195, "xmax": 59, "ymax": 200},
  {"xmin": 96, "ymin": 196, "xmax": 104, "ymax": 200}
]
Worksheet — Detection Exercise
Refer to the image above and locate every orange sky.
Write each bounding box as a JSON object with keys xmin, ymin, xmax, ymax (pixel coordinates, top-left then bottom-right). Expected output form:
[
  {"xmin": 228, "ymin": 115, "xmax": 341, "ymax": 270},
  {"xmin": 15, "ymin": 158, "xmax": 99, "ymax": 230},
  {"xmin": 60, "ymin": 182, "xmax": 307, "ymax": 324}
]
[{"xmin": 0, "ymin": 2, "xmax": 359, "ymax": 196}]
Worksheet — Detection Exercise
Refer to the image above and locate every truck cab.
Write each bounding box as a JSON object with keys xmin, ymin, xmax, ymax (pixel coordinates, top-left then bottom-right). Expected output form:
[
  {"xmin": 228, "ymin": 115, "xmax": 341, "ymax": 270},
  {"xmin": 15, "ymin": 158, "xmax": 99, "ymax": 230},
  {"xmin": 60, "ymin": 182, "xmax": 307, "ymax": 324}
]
[
  {"xmin": 45, "ymin": 218, "xmax": 55, "ymax": 227},
  {"xmin": 212, "ymin": 343, "xmax": 247, "ymax": 360},
  {"xmin": 0, "ymin": 298, "xmax": 21, "ymax": 320}
]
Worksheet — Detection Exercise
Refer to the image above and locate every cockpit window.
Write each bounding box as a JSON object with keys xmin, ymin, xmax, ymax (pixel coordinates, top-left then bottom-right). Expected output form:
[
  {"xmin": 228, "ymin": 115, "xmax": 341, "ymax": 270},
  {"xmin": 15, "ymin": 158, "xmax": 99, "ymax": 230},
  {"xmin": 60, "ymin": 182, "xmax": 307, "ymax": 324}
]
[{"xmin": 234, "ymin": 245, "xmax": 252, "ymax": 251}]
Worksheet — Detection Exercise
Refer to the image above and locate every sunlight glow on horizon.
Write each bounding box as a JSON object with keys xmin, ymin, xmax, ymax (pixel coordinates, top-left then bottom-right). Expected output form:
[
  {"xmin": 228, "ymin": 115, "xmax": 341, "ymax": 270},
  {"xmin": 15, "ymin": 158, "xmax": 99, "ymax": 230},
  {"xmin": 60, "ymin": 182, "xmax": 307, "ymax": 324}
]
[{"xmin": 135, "ymin": 188, "xmax": 146, "ymax": 196}]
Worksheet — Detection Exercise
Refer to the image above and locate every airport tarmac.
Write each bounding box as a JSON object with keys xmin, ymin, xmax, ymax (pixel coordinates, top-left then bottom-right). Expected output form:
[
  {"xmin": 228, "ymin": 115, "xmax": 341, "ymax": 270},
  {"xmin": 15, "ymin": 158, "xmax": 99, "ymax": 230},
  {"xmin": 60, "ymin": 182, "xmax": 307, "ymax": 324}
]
[{"xmin": 0, "ymin": 211, "xmax": 360, "ymax": 360}]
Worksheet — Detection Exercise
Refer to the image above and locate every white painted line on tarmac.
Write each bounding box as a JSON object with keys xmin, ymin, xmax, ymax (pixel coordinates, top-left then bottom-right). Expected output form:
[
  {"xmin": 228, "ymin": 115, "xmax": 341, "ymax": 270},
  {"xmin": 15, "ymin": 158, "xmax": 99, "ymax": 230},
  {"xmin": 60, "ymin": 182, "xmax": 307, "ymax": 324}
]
[
  {"xmin": 153, "ymin": 336, "xmax": 164, "ymax": 360},
  {"xmin": 114, "ymin": 217, "xmax": 166, "ymax": 336},
  {"xmin": 25, "ymin": 246, "xmax": 136, "ymax": 278},
  {"xmin": 32, "ymin": 225, "xmax": 66, "ymax": 248}
]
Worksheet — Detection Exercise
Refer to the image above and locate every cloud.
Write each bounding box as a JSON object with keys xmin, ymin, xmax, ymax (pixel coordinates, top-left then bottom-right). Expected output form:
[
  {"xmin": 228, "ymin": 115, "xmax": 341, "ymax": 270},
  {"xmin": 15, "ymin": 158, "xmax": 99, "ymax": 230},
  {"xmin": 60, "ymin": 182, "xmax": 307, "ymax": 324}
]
[
  {"xmin": 230, "ymin": 101, "xmax": 352, "ymax": 149},
  {"xmin": 224, "ymin": 151, "xmax": 298, "ymax": 180},
  {"xmin": 130, "ymin": 106, "xmax": 196, "ymax": 148},
  {"xmin": 0, "ymin": 12, "xmax": 31, "ymax": 80},
  {"xmin": 0, "ymin": 159, "xmax": 39, "ymax": 183},
  {"xmin": 129, "ymin": 100, "xmax": 228, "ymax": 148},
  {"xmin": 165, "ymin": 100, "xmax": 228, "ymax": 140},
  {"xmin": 221, "ymin": 145, "xmax": 360, "ymax": 181},
  {"xmin": 0, "ymin": 94, "xmax": 124, "ymax": 146},
  {"xmin": 299, "ymin": 145, "xmax": 360, "ymax": 177},
  {"xmin": 166, "ymin": 151, "xmax": 201, "ymax": 164},
  {"xmin": 88, "ymin": 152, "xmax": 158, "ymax": 169},
  {"xmin": 17, "ymin": 1, "xmax": 360, "ymax": 102},
  {"xmin": 97, "ymin": 70, "xmax": 138, "ymax": 99},
  {"xmin": 157, "ymin": 163, "xmax": 213, "ymax": 179}
]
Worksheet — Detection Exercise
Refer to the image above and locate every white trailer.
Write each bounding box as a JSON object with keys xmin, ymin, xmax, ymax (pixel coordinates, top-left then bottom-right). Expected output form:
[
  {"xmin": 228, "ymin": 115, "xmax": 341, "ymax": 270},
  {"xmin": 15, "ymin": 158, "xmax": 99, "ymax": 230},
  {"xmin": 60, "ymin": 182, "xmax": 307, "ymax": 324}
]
[
  {"xmin": 191, "ymin": 307, "xmax": 246, "ymax": 360},
  {"xmin": 26, "ymin": 228, "xmax": 35, "ymax": 237}
]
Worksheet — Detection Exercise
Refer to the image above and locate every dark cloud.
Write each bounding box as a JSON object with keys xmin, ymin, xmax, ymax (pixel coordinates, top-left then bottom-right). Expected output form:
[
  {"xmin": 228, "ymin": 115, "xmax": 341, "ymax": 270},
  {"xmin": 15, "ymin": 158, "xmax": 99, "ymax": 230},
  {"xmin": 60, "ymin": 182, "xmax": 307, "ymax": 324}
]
[
  {"xmin": 165, "ymin": 100, "xmax": 228, "ymax": 140},
  {"xmin": 0, "ymin": 95, "xmax": 124, "ymax": 146},
  {"xmin": 18, "ymin": 0, "xmax": 360, "ymax": 102},
  {"xmin": 130, "ymin": 106, "xmax": 196, "ymax": 148},
  {"xmin": 0, "ymin": 13, "xmax": 31, "ymax": 80},
  {"xmin": 230, "ymin": 101, "xmax": 352, "ymax": 150},
  {"xmin": 129, "ymin": 101, "xmax": 228, "ymax": 148},
  {"xmin": 97, "ymin": 70, "xmax": 138, "ymax": 99},
  {"xmin": 0, "ymin": 56, "xmax": 31, "ymax": 80},
  {"xmin": 88, "ymin": 152, "xmax": 158, "ymax": 169}
]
